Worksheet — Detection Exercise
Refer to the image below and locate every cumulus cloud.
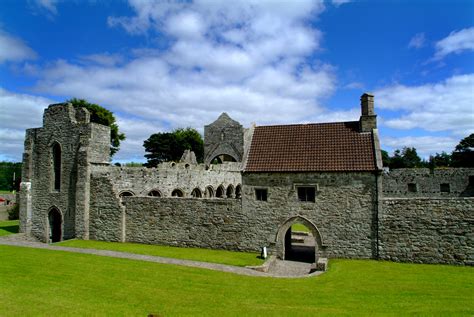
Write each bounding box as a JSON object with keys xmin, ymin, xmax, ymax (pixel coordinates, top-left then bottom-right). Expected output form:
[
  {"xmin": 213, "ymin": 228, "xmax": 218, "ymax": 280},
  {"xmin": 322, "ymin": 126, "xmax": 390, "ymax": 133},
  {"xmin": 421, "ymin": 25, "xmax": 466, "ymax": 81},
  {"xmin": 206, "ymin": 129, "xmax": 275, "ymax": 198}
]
[
  {"xmin": 24, "ymin": 0, "xmax": 336, "ymax": 161},
  {"xmin": 382, "ymin": 135, "xmax": 459, "ymax": 158},
  {"xmin": 408, "ymin": 32, "xmax": 426, "ymax": 49},
  {"xmin": 331, "ymin": 0, "xmax": 351, "ymax": 7},
  {"xmin": 0, "ymin": 88, "xmax": 53, "ymax": 161},
  {"xmin": 375, "ymin": 74, "xmax": 474, "ymax": 136},
  {"xmin": 0, "ymin": 29, "xmax": 37, "ymax": 64},
  {"xmin": 434, "ymin": 27, "xmax": 474, "ymax": 59}
]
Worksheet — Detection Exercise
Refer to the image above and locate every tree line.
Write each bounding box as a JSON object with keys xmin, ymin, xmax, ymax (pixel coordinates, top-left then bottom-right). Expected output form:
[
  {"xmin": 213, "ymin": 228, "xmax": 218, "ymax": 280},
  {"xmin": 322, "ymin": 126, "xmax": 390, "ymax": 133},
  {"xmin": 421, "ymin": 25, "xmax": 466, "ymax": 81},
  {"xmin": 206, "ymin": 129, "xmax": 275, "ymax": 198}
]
[{"xmin": 382, "ymin": 134, "xmax": 473, "ymax": 169}]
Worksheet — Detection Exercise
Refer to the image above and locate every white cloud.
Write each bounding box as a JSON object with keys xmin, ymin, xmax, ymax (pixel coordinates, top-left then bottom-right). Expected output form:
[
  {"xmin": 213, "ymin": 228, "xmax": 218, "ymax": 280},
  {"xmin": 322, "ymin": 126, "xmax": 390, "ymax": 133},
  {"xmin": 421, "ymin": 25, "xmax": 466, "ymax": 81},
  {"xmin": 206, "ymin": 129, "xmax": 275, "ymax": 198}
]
[
  {"xmin": 0, "ymin": 30, "xmax": 37, "ymax": 63},
  {"xmin": 408, "ymin": 32, "xmax": 426, "ymax": 49},
  {"xmin": 382, "ymin": 135, "xmax": 459, "ymax": 158},
  {"xmin": 434, "ymin": 27, "xmax": 474, "ymax": 59},
  {"xmin": 79, "ymin": 53, "xmax": 124, "ymax": 67},
  {"xmin": 0, "ymin": 88, "xmax": 53, "ymax": 161},
  {"xmin": 34, "ymin": 0, "xmax": 58, "ymax": 15},
  {"xmin": 331, "ymin": 0, "xmax": 351, "ymax": 7},
  {"xmin": 375, "ymin": 74, "xmax": 474, "ymax": 136}
]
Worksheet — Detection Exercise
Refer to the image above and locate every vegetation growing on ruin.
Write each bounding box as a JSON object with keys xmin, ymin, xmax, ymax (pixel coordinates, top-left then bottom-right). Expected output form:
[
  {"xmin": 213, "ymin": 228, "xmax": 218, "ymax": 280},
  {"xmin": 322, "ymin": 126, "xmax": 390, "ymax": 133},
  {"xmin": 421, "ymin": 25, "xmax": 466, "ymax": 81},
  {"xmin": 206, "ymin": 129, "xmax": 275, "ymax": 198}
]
[
  {"xmin": 1, "ymin": 245, "xmax": 472, "ymax": 316},
  {"xmin": 68, "ymin": 98, "xmax": 125, "ymax": 157},
  {"xmin": 57, "ymin": 239, "xmax": 263, "ymax": 267}
]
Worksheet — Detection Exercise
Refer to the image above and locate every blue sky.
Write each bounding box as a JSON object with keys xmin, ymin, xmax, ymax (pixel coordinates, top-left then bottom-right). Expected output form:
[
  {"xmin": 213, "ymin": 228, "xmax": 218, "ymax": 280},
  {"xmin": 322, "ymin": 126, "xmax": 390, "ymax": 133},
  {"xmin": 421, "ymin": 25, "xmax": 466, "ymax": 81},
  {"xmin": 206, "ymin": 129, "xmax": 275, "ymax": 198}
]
[{"xmin": 1, "ymin": 0, "xmax": 473, "ymax": 163}]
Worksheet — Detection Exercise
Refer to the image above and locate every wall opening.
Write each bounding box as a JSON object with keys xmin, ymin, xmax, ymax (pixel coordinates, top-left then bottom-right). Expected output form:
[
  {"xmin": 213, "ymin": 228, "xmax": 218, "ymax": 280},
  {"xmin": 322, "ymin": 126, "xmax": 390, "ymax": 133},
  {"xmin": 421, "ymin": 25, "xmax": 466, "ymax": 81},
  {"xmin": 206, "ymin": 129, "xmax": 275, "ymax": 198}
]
[
  {"xmin": 191, "ymin": 188, "xmax": 202, "ymax": 198},
  {"xmin": 276, "ymin": 216, "xmax": 323, "ymax": 264},
  {"xmin": 440, "ymin": 183, "xmax": 450, "ymax": 193},
  {"xmin": 235, "ymin": 184, "xmax": 242, "ymax": 199},
  {"xmin": 205, "ymin": 186, "xmax": 214, "ymax": 198},
  {"xmin": 210, "ymin": 154, "xmax": 237, "ymax": 164},
  {"xmin": 226, "ymin": 185, "xmax": 234, "ymax": 198},
  {"xmin": 48, "ymin": 208, "xmax": 62, "ymax": 243},
  {"xmin": 284, "ymin": 223, "xmax": 316, "ymax": 263},
  {"xmin": 148, "ymin": 190, "xmax": 161, "ymax": 197},
  {"xmin": 407, "ymin": 183, "xmax": 417, "ymax": 193},
  {"xmin": 119, "ymin": 191, "xmax": 134, "ymax": 198},
  {"xmin": 216, "ymin": 185, "xmax": 225, "ymax": 198},
  {"xmin": 297, "ymin": 186, "xmax": 316, "ymax": 202},
  {"xmin": 255, "ymin": 188, "xmax": 268, "ymax": 201},
  {"xmin": 52, "ymin": 142, "xmax": 61, "ymax": 191},
  {"xmin": 172, "ymin": 189, "xmax": 184, "ymax": 197}
]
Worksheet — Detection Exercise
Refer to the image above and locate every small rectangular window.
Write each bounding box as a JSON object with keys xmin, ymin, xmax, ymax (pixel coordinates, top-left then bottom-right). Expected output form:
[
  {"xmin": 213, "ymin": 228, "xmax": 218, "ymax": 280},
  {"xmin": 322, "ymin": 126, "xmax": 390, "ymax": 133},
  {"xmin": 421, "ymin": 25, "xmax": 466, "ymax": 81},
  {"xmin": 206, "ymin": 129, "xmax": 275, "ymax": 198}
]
[
  {"xmin": 469, "ymin": 176, "xmax": 474, "ymax": 186},
  {"xmin": 440, "ymin": 183, "xmax": 450, "ymax": 193},
  {"xmin": 297, "ymin": 187, "xmax": 315, "ymax": 202},
  {"xmin": 407, "ymin": 183, "xmax": 417, "ymax": 193},
  {"xmin": 255, "ymin": 188, "xmax": 268, "ymax": 201}
]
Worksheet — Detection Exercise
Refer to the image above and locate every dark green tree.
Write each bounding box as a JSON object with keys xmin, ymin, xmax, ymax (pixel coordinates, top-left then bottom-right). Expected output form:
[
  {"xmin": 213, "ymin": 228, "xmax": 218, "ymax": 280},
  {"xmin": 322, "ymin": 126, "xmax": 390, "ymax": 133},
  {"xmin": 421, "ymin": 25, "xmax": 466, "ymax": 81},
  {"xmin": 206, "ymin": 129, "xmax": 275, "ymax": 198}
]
[
  {"xmin": 429, "ymin": 152, "xmax": 451, "ymax": 168},
  {"xmin": 451, "ymin": 133, "xmax": 474, "ymax": 167},
  {"xmin": 67, "ymin": 98, "xmax": 125, "ymax": 157},
  {"xmin": 388, "ymin": 147, "xmax": 423, "ymax": 169},
  {"xmin": 143, "ymin": 128, "xmax": 204, "ymax": 167},
  {"xmin": 381, "ymin": 150, "xmax": 390, "ymax": 167},
  {"xmin": 0, "ymin": 162, "xmax": 21, "ymax": 191}
]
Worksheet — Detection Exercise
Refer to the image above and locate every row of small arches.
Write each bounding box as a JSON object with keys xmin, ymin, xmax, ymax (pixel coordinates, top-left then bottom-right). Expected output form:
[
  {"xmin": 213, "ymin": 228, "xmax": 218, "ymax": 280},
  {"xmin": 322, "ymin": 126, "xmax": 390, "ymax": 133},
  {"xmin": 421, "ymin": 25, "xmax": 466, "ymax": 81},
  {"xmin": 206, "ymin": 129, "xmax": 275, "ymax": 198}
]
[{"xmin": 119, "ymin": 184, "xmax": 242, "ymax": 199}]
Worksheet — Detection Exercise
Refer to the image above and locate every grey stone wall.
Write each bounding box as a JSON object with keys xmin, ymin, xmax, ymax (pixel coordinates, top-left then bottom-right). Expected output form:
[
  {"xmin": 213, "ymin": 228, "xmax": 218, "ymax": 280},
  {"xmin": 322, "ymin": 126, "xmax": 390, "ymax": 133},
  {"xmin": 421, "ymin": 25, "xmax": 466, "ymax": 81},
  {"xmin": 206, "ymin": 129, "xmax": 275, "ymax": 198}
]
[
  {"xmin": 379, "ymin": 197, "xmax": 474, "ymax": 265},
  {"xmin": 124, "ymin": 197, "xmax": 247, "ymax": 250},
  {"xmin": 204, "ymin": 113, "xmax": 244, "ymax": 165},
  {"xmin": 19, "ymin": 103, "xmax": 110, "ymax": 242},
  {"xmin": 91, "ymin": 162, "xmax": 242, "ymax": 198},
  {"xmin": 382, "ymin": 168, "xmax": 474, "ymax": 197},
  {"xmin": 242, "ymin": 172, "xmax": 378, "ymax": 258}
]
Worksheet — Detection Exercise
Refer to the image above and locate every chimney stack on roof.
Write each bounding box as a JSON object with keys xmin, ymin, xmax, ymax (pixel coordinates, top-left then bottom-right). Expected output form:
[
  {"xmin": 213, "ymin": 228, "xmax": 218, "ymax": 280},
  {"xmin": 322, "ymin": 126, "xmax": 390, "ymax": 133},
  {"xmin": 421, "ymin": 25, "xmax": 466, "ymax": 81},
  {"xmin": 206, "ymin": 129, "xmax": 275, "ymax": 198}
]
[{"xmin": 359, "ymin": 92, "xmax": 377, "ymax": 132}]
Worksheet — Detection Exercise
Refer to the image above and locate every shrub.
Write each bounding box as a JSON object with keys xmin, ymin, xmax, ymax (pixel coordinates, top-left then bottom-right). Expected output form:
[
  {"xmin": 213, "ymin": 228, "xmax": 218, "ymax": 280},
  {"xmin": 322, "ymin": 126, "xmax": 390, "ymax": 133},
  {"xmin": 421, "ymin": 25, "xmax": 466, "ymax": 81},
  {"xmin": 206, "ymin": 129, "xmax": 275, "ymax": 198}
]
[{"xmin": 8, "ymin": 204, "xmax": 19, "ymax": 220}]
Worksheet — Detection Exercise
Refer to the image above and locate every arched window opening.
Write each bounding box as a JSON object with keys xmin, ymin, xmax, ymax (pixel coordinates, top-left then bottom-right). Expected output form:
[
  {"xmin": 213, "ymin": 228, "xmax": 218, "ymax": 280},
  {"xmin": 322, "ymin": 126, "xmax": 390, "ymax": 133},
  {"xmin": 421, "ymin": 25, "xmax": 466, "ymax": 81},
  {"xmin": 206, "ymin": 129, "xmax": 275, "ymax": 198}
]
[
  {"xmin": 48, "ymin": 208, "xmax": 62, "ymax": 243},
  {"xmin": 216, "ymin": 185, "xmax": 225, "ymax": 198},
  {"xmin": 148, "ymin": 190, "xmax": 161, "ymax": 197},
  {"xmin": 171, "ymin": 189, "xmax": 184, "ymax": 197},
  {"xmin": 52, "ymin": 142, "xmax": 61, "ymax": 191},
  {"xmin": 284, "ymin": 222, "xmax": 316, "ymax": 263},
  {"xmin": 205, "ymin": 186, "xmax": 214, "ymax": 198},
  {"xmin": 210, "ymin": 154, "xmax": 237, "ymax": 165},
  {"xmin": 191, "ymin": 188, "xmax": 202, "ymax": 198},
  {"xmin": 226, "ymin": 185, "xmax": 234, "ymax": 198},
  {"xmin": 119, "ymin": 191, "xmax": 134, "ymax": 198},
  {"xmin": 235, "ymin": 184, "xmax": 242, "ymax": 199}
]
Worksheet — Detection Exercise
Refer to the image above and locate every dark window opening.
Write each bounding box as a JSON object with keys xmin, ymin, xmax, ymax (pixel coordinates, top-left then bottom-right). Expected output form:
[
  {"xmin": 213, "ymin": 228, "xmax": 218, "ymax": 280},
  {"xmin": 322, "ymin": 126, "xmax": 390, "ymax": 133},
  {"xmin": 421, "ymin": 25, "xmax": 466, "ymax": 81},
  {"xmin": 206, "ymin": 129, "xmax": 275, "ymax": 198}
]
[
  {"xmin": 148, "ymin": 190, "xmax": 161, "ymax": 197},
  {"xmin": 226, "ymin": 185, "xmax": 234, "ymax": 198},
  {"xmin": 191, "ymin": 188, "xmax": 202, "ymax": 198},
  {"xmin": 255, "ymin": 188, "xmax": 267, "ymax": 201},
  {"xmin": 216, "ymin": 185, "xmax": 225, "ymax": 198},
  {"xmin": 469, "ymin": 176, "xmax": 474, "ymax": 186},
  {"xmin": 172, "ymin": 189, "xmax": 184, "ymax": 197},
  {"xmin": 48, "ymin": 208, "xmax": 62, "ymax": 243},
  {"xmin": 206, "ymin": 186, "xmax": 214, "ymax": 198},
  {"xmin": 440, "ymin": 183, "xmax": 450, "ymax": 193},
  {"xmin": 407, "ymin": 183, "xmax": 417, "ymax": 193},
  {"xmin": 52, "ymin": 143, "xmax": 61, "ymax": 191},
  {"xmin": 297, "ymin": 187, "xmax": 315, "ymax": 202},
  {"xmin": 235, "ymin": 185, "xmax": 242, "ymax": 199}
]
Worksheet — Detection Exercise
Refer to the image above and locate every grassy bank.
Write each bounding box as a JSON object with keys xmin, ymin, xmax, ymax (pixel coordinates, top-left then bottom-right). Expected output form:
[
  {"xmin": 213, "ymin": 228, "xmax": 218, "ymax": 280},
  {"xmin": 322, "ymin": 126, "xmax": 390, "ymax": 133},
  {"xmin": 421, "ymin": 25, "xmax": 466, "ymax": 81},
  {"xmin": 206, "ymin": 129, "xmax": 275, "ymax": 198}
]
[
  {"xmin": 57, "ymin": 239, "xmax": 264, "ymax": 267},
  {"xmin": 0, "ymin": 245, "xmax": 472, "ymax": 316}
]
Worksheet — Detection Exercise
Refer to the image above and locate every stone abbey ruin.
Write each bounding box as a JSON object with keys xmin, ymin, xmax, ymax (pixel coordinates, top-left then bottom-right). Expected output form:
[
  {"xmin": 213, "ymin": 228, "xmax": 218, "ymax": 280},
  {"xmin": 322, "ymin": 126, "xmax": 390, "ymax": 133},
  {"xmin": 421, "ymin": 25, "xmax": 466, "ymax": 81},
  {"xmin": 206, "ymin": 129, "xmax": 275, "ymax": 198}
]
[{"xmin": 19, "ymin": 93, "xmax": 473, "ymax": 266}]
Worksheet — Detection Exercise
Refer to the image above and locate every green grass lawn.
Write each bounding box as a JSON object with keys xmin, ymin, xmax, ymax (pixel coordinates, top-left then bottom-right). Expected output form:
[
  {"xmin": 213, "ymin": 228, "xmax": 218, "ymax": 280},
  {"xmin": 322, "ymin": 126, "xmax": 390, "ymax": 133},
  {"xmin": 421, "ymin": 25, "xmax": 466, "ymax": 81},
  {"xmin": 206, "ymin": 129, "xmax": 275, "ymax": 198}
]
[
  {"xmin": 292, "ymin": 223, "xmax": 310, "ymax": 232},
  {"xmin": 0, "ymin": 220, "xmax": 19, "ymax": 236},
  {"xmin": 0, "ymin": 245, "xmax": 472, "ymax": 316},
  {"xmin": 57, "ymin": 239, "xmax": 264, "ymax": 267}
]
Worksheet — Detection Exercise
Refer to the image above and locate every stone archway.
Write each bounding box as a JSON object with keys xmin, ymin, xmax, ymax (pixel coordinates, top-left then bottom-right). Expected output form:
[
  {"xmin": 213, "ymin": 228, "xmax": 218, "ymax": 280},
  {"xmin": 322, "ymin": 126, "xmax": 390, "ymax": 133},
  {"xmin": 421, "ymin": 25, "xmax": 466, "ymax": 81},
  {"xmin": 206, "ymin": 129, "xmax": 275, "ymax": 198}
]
[
  {"xmin": 48, "ymin": 207, "xmax": 62, "ymax": 243},
  {"xmin": 275, "ymin": 216, "xmax": 324, "ymax": 263}
]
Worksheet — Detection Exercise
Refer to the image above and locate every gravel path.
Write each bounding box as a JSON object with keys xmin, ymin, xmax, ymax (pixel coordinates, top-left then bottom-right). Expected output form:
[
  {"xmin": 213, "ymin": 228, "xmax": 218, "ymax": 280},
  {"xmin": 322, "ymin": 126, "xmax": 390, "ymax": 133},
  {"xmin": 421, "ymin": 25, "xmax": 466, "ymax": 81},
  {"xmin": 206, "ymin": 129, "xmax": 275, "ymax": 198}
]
[{"xmin": 0, "ymin": 234, "xmax": 322, "ymax": 278}]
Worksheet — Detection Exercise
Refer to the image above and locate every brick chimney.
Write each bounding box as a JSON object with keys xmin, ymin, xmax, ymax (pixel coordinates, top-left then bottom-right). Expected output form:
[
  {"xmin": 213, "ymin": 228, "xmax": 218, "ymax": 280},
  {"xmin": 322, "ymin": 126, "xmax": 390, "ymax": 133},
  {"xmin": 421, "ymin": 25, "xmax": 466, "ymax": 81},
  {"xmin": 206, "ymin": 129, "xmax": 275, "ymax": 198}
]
[{"xmin": 359, "ymin": 92, "xmax": 377, "ymax": 132}]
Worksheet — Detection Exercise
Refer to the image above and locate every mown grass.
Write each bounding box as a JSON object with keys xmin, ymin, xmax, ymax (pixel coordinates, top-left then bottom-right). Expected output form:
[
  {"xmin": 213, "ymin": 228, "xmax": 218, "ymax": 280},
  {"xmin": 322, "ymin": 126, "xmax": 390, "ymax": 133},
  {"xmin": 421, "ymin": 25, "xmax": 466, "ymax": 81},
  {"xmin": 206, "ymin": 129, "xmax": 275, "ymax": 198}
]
[
  {"xmin": 292, "ymin": 223, "xmax": 310, "ymax": 232},
  {"xmin": 57, "ymin": 239, "xmax": 264, "ymax": 267},
  {"xmin": 0, "ymin": 220, "xmax": 19, "ymax": 236},
  {"xmin": 0, "ymin": 245, "xmax": 472, "ymax": 316}
]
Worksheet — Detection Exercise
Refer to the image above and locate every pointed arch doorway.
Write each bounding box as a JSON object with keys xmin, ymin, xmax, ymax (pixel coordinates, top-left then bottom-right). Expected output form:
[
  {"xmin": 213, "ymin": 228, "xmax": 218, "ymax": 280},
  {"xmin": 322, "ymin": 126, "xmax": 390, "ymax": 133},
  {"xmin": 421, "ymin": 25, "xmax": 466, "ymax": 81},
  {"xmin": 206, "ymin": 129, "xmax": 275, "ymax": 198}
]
[
  {"xmin": 276, "ymin": 216, "xmax": 324, "ymax": 263},
  {"xmin": 48, "ymin": 207, "xmax": 62, "ymax": 243}
]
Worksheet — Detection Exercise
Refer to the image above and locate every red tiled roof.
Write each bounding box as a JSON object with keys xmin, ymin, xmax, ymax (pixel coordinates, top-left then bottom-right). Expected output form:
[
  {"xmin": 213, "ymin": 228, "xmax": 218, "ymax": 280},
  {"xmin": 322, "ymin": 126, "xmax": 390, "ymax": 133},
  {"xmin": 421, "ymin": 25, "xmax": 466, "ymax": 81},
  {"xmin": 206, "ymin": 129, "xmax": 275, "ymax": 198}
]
[{"xmin": 244, "ymin": 121, "xmax": 376, "ymax": 172}]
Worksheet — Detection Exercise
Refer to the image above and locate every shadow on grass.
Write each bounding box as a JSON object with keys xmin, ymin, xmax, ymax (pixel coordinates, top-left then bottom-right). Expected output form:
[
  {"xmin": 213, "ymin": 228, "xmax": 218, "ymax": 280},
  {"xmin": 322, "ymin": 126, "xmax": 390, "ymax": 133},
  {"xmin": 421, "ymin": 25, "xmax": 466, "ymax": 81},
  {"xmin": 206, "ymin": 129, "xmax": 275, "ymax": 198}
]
[{"xmin": 1, "ymin": 224, "xmax": 19, "ymax": 234}]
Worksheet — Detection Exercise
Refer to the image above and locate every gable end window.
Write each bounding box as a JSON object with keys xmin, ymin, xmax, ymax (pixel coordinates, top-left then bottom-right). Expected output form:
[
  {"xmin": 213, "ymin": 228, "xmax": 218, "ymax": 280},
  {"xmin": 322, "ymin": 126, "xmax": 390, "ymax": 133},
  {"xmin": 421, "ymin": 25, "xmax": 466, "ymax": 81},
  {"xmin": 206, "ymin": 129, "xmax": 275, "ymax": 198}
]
[
  {"xmin": 297, "ymin": 187, "xmax": 316, "ymax": 202},
  {"xmin": 255, "ymin": 188, "xmax": 268, "ymax": 201}
]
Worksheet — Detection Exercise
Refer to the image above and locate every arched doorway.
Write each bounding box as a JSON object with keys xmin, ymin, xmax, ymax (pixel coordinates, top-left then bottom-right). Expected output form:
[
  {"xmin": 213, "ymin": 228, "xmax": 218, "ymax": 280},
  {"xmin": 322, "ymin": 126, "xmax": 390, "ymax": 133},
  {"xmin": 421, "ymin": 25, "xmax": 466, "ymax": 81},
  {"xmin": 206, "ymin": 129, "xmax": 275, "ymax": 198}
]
[
  {"xmin": 276, "ymin": 216, "xmax": 324, "ymax": 263},
  {"xmin": 48, "ymin": 208, "xmax": 62, "ymax": 243}
]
